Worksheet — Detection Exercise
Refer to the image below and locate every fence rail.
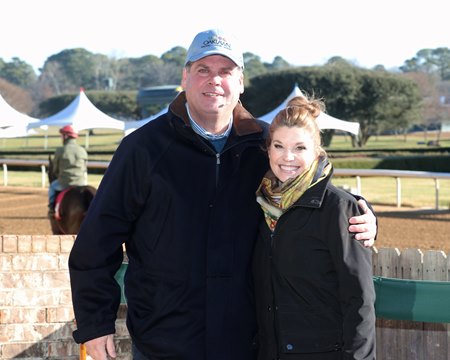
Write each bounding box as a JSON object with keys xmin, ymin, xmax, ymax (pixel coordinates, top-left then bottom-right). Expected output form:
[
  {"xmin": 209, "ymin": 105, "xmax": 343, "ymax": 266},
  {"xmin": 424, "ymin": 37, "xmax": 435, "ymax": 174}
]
[
  {"xmin": 336, "ymin": 168, "xmax": 450, "ymax": 209},
  {"xmin": 0, "ymin": 158, "xmax": 108, "ymax": 188},
  {"xmin": 1, "ymin": 158, "xmax": 450, "ymax": 209}
]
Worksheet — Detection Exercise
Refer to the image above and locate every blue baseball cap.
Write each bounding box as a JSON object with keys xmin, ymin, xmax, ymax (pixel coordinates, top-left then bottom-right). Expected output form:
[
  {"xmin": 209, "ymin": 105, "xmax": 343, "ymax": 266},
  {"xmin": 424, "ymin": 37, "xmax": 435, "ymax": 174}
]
[{"xmin": 185, "ymin": 29, "xmax": 244, "ymax": 69}]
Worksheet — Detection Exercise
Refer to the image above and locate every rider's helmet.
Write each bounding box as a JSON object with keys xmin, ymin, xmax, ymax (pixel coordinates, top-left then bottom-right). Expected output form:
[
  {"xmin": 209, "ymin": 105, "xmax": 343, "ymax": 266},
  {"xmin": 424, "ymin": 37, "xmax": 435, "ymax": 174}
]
[{"xmin": 59, "ymin": 125, "xmax": 78, "ymax": 138}]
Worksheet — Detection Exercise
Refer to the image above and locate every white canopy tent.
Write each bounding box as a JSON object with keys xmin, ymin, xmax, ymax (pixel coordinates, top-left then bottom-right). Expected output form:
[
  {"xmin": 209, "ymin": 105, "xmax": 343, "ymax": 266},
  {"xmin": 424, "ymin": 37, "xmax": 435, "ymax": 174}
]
[
  {"xmin": 259, "ymin": 85, "xmax": 360, "ymax": 136},
  {"xmin": 0, "ymin": 125, "xmax": 37, "ymax": 139},
  {"xmin": 28, "ymin": 89, "xmax": 125, "ymax": 132},
  {"xmin": 0, "ymin": 94, "xmax": 40, "ymax": 137},
  {"xmin": 28, "ymin": 89, "xmax": 126, "ymax": 148}
]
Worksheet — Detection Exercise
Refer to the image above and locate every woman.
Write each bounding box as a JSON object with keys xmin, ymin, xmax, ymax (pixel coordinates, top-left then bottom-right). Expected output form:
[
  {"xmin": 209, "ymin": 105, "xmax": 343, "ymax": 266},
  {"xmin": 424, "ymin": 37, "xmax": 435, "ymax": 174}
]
[{"xmin": 253, "ymin": 95, "xmax": 376, "ymax": 359}]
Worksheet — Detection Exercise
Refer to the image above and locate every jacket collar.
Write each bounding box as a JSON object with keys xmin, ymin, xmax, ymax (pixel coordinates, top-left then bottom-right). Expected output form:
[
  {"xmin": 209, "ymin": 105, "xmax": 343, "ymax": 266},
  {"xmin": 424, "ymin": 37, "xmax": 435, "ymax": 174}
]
[
  {"xmin": 64, "ymin": 138, "xmax": 78, "ymax": 145},
  {"xmin": 169, "ymin": 91, "xmax": 264, "ymax": 137},
  {"xmin": 295, "ymin": 168, "xmax": 334, "ymax": 209}
]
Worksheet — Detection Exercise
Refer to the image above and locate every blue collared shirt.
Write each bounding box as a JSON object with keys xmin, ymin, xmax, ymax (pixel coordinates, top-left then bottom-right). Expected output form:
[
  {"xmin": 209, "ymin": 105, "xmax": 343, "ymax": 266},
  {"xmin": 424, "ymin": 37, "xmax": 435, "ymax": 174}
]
[{"xmin": 186, "ymin": 103, "xmax": 232, "ymax": 152}]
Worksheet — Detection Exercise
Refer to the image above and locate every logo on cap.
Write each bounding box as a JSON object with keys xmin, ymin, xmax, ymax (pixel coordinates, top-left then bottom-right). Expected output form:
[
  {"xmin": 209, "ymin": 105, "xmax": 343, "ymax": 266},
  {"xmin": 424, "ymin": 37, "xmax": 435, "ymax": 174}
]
[{"xmin": 202, "ymin": 35, "xmax": 232, "ymax": 51}]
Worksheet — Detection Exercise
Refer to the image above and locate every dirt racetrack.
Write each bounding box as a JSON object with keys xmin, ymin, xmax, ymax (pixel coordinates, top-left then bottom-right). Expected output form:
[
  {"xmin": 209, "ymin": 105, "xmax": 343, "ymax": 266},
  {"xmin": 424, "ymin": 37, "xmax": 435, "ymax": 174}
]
[{"xmin": 0, "ymin": 186, "xmax": 449, "ymax": 253}]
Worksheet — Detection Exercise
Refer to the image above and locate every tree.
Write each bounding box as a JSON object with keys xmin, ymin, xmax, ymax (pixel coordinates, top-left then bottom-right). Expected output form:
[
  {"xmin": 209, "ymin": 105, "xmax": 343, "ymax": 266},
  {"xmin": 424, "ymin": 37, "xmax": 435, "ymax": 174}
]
[
  {"xmin": 242, "ymin": 52, "xmax": 268, "ymax": 84},
  {"xmin": 116, "ymin": 55, "xmax": 181, "ymax": 90},
  {"xmin": 348, "ymin": 72, "xmax": 421, "ymax": 146},
  {"xmin": 402, "ymin": 72, "xmax": 443, "ymax": 139},
  {"xmin": 373, "ymin": 64, "xmax": 388, "ymax": 72},
  {"xmin": 0, "ymin": 57, "xmax": 37, "ymax": 88},
  {"xmin": 86, "ymin": 91, "xmax": 141, "ymax": 119},
  {"xmin": 243, "ymin": 65, "xmax": 422, "ymax": 147},
  {"xmin": 266, "ymin": 56, "xmax": 291, "ymax": 70},
  {"xmin": 325, "ymin": 56, "xmax": 353, "ymax": 67},
  {"xmin": 37, "ymin": 61, "xmax": 70, "ymax": 96},
  {"xmin": 0, "ymin": 78, "xmax": 35, "ymax": 115},
  {"xmin": 431, "ymin": 47, "xmax": 450, "ymax": 80},
  {"xmin": 400, "ymin": 47, "xmax": 450, "ymax": 81},
  {"xmin": 161, "ymin": 46, "xmax": 187, "ymax": 67},
  {"xmin": 38, "ymin": 90, "xmax": 140, "ymax": 120},
  {"xmin": 41, "ymin": 48, "xmax": 101, "ymax": 94}
]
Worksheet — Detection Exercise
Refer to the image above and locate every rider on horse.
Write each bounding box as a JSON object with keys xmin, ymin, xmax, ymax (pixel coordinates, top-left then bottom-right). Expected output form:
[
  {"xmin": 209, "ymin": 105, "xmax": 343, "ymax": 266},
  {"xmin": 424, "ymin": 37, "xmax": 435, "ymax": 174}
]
[{"xmin": 48, "ymin": 125, "xmax": 88, "ymax": 219}]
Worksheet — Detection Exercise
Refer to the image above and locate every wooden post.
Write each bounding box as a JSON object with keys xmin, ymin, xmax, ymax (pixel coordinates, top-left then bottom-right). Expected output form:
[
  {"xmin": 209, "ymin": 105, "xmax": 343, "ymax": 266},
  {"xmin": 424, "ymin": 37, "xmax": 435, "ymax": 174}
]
[
  {"xmin": 422, "ymin": 250, "xmax": 448, "ymax": 360},
  {"xmin": 398, "ymin": 249, "xmax": 424, "ymax": 359},
  {"xmin": 396, "ymin": 177, "xmax": 401, "ymax": 207},
  {"xmin": 373, "ymin": 247, "xmax": 401, "ymax": 360}
]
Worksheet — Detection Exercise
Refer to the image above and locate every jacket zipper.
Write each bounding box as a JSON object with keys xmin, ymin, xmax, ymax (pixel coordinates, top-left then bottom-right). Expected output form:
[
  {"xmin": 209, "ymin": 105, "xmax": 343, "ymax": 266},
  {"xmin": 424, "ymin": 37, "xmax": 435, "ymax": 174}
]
[
  {"xmin": 212, "ymin": 134, "xmax": 264, "ymax": 188},
  {"xmin": 268, "ymin": 228, "xmax": 281, "ymax": 356},
  {"xmin": 215, "ymin": 153, "xmax": 220, "ymax": 188}
]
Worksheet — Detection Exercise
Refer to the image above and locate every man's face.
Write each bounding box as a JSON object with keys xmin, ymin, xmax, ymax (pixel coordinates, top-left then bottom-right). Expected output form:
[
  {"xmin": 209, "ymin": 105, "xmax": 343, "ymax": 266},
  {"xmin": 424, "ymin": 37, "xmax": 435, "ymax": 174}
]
[{"xmin": 182, "ymin": 55, "xmax": 244, "ymax": 121}]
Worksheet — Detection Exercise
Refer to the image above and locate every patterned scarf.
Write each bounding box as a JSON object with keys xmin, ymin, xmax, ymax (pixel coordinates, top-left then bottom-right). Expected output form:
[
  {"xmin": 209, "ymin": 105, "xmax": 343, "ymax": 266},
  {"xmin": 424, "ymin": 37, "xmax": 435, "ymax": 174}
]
[{"xmin": 256, "ymin": 157, "xmax": 331, "ymax": 231}]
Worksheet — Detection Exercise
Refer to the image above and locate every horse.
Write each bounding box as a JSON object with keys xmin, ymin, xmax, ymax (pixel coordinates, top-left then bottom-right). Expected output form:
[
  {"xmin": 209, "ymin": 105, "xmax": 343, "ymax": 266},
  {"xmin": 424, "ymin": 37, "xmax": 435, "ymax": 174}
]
[{"xmin": 47, "ymin": 155, "xmax": 97, "ymax": 235}]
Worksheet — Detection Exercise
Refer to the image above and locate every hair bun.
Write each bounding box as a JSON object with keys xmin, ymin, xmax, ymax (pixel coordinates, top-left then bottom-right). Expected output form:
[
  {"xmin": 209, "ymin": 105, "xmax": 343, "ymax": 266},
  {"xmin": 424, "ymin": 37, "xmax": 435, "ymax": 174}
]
[{"xmin": 286, "ymin": 96, "xmax": 323, "ymax": 118}]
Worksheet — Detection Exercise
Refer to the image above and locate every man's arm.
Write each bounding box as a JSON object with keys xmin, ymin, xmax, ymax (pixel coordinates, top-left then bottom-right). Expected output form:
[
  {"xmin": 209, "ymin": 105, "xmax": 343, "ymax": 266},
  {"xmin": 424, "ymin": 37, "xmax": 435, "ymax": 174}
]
[
  {"xmin": 349, "ymin": 199, "xmax": 377, "ymax": 247},
  {"xmin": 51, "ymin": 149, "xmax": 62, "ymax": 179}
]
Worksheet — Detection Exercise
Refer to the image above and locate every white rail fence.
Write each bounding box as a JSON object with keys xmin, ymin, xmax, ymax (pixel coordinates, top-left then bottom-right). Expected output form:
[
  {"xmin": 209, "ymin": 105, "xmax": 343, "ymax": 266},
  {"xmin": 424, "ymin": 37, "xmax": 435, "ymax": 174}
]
[
  {"xmin": 336, "ymin": 168, "xmax": 450, "ymax": 209},
  {"xmin": 1, "ymin": 158, "xmax": 450, "ymax": 209},
  {"xmin": 0, "ymin": 158, "xmax": 107, "ymax": 188}
]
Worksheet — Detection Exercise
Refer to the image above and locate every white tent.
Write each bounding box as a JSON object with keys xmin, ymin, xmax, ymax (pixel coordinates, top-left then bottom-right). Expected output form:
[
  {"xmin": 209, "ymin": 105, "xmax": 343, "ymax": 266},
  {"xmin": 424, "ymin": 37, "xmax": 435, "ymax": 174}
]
[
  {"xmin": 28, "ymin": 89, "xmax": 125, "ymax": 132},
  {"xmin": 124, "ymin": 106, "xmax": 169, "ymax": 136},
  {"xmin": 0, "ymin": 125, "xmax": 37, "ymax": 138},
  {"xmin": 0, "ymin": 94, "xmax": 40, "ymax": 135},
  {"xmin": 259, "ymin": 85, "xmax": 360, "ymax": 135}
]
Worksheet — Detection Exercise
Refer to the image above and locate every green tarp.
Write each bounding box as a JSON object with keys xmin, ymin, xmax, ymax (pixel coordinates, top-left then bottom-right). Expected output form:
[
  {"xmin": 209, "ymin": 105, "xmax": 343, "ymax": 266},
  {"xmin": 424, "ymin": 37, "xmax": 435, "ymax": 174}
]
[
  {"xmin": 114, "ymin": 263, "xmax": 127, "ymax": 304},
  {"xmin": 373, "ymin": 276, "xmax": 450, "ymax": 323},
  {"xmin": 114, "ymin": 264, "xmax": 450, "ymax": 323}
]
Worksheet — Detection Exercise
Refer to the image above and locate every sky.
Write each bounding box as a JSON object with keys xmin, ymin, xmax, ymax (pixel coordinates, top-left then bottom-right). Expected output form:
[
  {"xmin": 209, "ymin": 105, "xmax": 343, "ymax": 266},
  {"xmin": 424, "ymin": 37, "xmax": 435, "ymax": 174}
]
[{"xmin": 2, "ymin": 0, "xmax": 449, "ymax": 74}]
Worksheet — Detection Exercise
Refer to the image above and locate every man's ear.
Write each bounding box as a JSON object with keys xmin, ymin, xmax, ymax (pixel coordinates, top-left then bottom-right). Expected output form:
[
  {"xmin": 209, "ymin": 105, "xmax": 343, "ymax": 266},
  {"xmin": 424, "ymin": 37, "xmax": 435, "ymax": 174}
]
[
  {"xmin": 239, "ymin": 73, "xmax": 244, "ymax": 94},
  {"xmin": 181, "ymin": 68, "xmax": 188, "ymax": 89}
]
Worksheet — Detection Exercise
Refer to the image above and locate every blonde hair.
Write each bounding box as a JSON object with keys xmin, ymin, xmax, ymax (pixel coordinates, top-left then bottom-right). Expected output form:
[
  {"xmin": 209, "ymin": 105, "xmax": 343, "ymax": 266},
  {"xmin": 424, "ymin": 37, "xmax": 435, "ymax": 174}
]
[{"xmin": 267, "ymin": 95, "xmax": 327, "ymax": 157}]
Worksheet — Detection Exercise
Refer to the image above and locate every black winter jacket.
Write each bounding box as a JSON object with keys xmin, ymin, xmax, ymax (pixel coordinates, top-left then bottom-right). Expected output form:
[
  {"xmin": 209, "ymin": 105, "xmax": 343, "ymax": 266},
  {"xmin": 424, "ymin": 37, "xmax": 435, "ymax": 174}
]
[
  {"xmin": 69, "ymin": 92, "xmax": 269, "ymax": 360},
  {"xmin": 252, "ymin": 170, "xmax": 376, "ymax": 360}
]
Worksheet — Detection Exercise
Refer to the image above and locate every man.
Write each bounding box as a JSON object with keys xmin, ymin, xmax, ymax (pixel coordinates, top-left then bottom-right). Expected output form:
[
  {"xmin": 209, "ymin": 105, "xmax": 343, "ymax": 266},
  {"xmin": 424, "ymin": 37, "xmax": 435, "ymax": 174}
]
[
  {"xmin": 69, "ymin": 29, "xmax": 376, "ymax": 360},
  {"xmin": 48, "ymin": 125, "xmax": 87, "ymax": 213}
]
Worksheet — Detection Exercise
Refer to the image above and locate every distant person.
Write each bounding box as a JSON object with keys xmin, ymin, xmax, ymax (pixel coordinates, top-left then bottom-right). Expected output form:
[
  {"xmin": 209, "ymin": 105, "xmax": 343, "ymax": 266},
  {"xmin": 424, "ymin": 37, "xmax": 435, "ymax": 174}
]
[
  {"xmin": 48, "ymin": 125, "xmax": 87, "ymax": 215},
  {"xmin": 68, "ymin": 29, "xmax": 377, "ymax": 360},
  {"xmin": 253, "ymin": 95, "xmax": 376, "ymax": 360}
]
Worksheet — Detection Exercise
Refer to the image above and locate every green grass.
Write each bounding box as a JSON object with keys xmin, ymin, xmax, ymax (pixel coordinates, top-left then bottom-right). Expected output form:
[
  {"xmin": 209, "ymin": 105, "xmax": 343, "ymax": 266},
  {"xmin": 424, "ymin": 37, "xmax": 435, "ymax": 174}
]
[
  {"xmin": 0, "ymin": 128, "xmax": 124, "ymax": 153},
  {"xmin": 1, "ymin": 171, "xmax": 104, "ymax": 189},
  {"xmin": 1, "ymin": 130, "xmax": 449, "ymax": 210},
  {"xmin": 331, "ymin": 177, "xmax": 450, "ymax": 209},
  {"xmin": 2, "ymin": 129, "xmax": 450, "ymax": 153},
  {"xmin": 2, "ymin": 170, "xmax": 449, "ymax": 210},
  {"xmin": 327, "ymin": 131, "xmax": 450, "ymax": 150}
]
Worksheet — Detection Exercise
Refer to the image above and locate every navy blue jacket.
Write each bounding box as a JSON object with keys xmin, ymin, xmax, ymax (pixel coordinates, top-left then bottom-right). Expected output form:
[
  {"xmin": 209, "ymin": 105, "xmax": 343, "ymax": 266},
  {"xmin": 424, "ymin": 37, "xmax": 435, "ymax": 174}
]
[{"xmin": 69, "ymin": 92, "xmax": 269, "ymax": 360}]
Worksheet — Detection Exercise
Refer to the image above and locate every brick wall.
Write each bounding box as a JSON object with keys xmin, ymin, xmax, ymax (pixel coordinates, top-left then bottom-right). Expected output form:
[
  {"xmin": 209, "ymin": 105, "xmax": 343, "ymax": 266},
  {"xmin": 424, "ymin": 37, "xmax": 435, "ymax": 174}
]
[{"xmin": 0, "ymin": 235, "xmax": 131, "ymax": 360}]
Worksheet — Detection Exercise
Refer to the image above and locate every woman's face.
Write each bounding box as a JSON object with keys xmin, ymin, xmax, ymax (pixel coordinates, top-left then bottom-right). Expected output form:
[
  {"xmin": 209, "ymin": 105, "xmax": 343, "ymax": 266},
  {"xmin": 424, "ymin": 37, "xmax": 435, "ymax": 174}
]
[{"xmin": 268, "ymin": 125, "xmax": 317, "ymax": 183}]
